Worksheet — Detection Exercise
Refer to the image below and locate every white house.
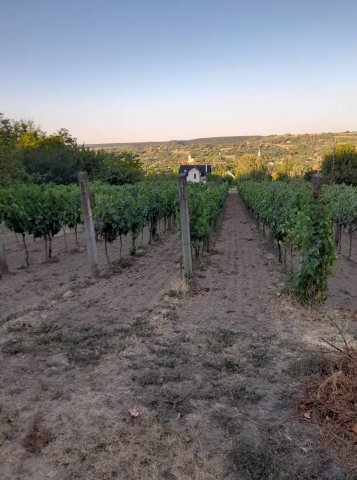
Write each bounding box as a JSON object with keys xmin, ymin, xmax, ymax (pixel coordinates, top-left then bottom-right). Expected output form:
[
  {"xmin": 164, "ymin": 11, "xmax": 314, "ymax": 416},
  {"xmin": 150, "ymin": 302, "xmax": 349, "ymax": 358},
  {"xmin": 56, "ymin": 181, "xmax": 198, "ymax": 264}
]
[{"xmin": 179, "ymin": 164, "xmax": 212, "ymax": 183}]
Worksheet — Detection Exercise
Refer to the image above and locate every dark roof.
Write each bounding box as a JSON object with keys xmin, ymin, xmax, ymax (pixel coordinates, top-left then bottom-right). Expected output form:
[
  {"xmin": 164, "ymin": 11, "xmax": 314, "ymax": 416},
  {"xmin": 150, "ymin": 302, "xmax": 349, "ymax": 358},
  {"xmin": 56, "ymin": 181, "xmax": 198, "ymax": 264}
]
[{"xmin": 179, "ymin": 164, "xmax": 212, "ymax": 176}]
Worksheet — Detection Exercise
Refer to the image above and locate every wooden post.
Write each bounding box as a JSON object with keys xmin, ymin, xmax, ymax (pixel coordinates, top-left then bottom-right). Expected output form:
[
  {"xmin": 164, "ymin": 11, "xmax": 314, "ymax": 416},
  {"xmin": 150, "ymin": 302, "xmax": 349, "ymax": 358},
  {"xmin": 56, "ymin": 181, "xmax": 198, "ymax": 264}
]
[
  {"xmin": 330, "ymin": 142, "xmax": 336, "ymax": 185},
  {"xmin": 312, "ymin": 172, "xmax": 322, "ymax": 196},
  {"xmin": 178, "ymin": 174, "xmax": 193, "ymax": 278},
  {"xmin": 333, "ymin": 223, "xmax": 340, "ymax": 248},
  {"xmin": 79, "ymin": 171, "xmax": 99, "ymax": 278},
  {"xmin": 0, "ymin": 243, "xmax": 9, "ymax": 274}
]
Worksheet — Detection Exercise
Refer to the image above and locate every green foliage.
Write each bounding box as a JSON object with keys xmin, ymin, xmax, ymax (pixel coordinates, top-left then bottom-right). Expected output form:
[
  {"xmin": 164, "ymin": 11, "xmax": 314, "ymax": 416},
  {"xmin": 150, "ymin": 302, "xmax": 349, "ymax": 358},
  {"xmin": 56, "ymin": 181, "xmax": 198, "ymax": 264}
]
[
  {"xmin": 18, "ymin": 129, "xmax": 104, "ymax": 185},
  {"xmin": 290, "ymin": 193, "xmax": 336, "ymax": 303},
  {"xmin": 271, "ymin": 158, "xmax": 308, "ymax": 181},
  {"xmin": 0, "ymin": 144, "xmax": 26, "ymax": 186},
  {"xmin": 92, "ymin": 181, "xmax": 177, "ymax": 242},
  {"xmin": 0, "ymin": 114, "xmax": 31, "ymax": 185},
  {"xmin": 21, "ymin": 138, "xmax": 78, "ymax": 184},
  {"xmin": 238, "ymin": 179, "xmax": 310, "ymax": 237},
  {"xmin": 232, "ymin": 154, "xmax": 269, "ymax": 179},
  {"xmin": 0, "ymin": 183, "xmax": 82, "ymax": 263},
  {"xmin": 238, "ymin": 179, "xmax": 339, "ymax": 304},
  {"xmin": 100, "ymin": 151, "xmax": 144, "ymax": 185},
  {"xmin": 0, "ymin": 184, "xmax": 79, "ymax": 239},
  {"xmin": 0, "ymin": 113, "xmax": 81, "ymax": 185},
  {"xmin": 0, "ymin": 113, "xmax": 42, "ymax": 150},
  {"xmin": 323, "ymin": 184, "xmax": 357, "ymax": 233},
  {"xmin": 93, "ymin": 131, "xmax": 357, "ymax": 178},
  {"xmin": 92, "ymin": 179, "xmax": 228, "ymax": 257},
  {"xmin": 3, "ymin": 112, "xmax": 357, "ymax": 187},
  {"xmin": 0, "ymin": 177, "xmax": 228, "ymax": 267},
  {"xmin": 187, "ymin": 182, "xmax": 229, "ymax": 246},
  {"xmin": 0, "ymin": 113, "xmax": 146, "ymax": 186},
  {"xmin": 321, "ymin": 144, "xmax": 357, "ymax": 185}
]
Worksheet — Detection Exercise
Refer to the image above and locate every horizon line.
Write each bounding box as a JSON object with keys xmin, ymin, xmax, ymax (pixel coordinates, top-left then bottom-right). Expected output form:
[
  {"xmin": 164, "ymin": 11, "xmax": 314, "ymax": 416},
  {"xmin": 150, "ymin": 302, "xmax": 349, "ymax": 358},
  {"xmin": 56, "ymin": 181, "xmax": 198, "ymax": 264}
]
[{"xmin": 84, "ymin": 129, "xmax": 357, "ymax": 146}]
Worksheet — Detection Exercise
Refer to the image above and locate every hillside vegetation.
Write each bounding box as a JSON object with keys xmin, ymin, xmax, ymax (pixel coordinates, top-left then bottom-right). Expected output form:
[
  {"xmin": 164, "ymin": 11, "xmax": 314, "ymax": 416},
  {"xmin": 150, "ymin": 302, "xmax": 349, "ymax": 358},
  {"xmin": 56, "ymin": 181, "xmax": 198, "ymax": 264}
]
[
  {"xmin": 1, "ymin": 111, "xmax": 356, "ymax": 185},
  {"xmin": 89, "ymin": 131, "xmax": 357, "ymax": 176}
]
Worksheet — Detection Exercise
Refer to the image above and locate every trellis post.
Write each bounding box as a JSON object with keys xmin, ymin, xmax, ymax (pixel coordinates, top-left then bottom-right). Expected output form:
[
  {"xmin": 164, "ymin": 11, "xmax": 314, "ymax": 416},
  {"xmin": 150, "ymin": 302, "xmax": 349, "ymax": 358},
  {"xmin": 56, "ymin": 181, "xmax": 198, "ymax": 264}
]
[
  {"xmin": 178, "ymin": 174, "xmax": 193, "ymax": 278},
  {"xmin": 0, "ymin": 243, "xmax": 9, "ymax": 275},
  {"xmin": 79, "ymin": 171, "xmax": 99, "ymax": 278}
]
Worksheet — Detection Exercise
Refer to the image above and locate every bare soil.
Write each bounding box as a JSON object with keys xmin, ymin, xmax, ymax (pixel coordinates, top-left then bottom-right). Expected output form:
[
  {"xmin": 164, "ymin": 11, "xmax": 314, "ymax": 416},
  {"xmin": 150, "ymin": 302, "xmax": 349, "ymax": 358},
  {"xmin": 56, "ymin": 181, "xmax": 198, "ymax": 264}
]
[
  {"xmin": 0, "ymin": 192, "xmax": 356, "ymax": 480},
  {"xmin": 327, "ymin": 231, "xmax": 357, "ymax": 311}
]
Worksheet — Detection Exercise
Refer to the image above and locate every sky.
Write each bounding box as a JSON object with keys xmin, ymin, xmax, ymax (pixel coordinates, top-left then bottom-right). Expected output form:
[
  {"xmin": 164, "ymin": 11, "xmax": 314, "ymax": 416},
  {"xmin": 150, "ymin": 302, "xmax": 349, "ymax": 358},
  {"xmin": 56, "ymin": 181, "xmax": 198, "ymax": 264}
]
[{"xmin": 1, "ymin": 0, "xmax": 357, "ymax": 143}]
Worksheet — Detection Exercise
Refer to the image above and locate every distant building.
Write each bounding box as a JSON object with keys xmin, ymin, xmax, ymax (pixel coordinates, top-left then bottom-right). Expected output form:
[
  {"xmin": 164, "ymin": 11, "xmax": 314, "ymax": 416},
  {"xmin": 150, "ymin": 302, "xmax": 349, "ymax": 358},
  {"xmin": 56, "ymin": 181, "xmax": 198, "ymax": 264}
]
[{"xmin": 179, "ymin": 164, "xmax": 212, "ymax": 183}]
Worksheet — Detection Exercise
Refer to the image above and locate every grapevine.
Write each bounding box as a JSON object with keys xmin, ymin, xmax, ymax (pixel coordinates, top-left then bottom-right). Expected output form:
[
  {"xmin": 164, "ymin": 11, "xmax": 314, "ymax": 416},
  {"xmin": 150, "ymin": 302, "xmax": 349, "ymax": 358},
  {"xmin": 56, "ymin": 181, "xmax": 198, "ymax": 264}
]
[
  {"xmin": 237, "ymin": 179, "xmax": 340, "ymax": 303},
  {"xmin": 0, "ymin": 179, "xmax": 227, "ymax": 267}
]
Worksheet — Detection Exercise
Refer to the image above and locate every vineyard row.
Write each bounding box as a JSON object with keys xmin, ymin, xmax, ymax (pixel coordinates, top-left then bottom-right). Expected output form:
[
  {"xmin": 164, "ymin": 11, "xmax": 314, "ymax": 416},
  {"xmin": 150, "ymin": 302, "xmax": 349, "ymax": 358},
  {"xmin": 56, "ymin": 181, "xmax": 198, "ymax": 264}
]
[
  {"xmin": 238, "ymin": 179, "xmax": 356, "ymax": 303},
  {"xmin": 0, "ymin": 180, "xmax": 229, "ymax": 266}
]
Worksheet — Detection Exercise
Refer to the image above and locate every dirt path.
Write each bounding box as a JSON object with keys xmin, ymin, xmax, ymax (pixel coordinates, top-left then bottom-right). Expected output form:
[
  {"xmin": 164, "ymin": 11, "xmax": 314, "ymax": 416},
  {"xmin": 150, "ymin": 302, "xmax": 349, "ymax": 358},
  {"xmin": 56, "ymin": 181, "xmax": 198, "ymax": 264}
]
[
  {"xmin": 327, "ymin": 232, "xmax": 357, "ymax": 310},
  {"xmin": 168, "ymin": 193, "xmax": 356, "ymax": 478},
  {"xmin": 0, "ymin": 192, "xmax": 355, "ymax": 479}
]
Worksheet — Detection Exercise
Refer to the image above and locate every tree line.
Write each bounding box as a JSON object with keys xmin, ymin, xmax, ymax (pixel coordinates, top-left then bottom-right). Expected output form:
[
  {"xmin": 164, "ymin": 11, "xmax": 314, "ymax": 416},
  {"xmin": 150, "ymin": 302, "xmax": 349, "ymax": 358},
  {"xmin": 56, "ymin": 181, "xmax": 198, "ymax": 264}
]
[
  {"xmin": 0, "ymin": 113, "xmax": 143, "ymax": 186},
  {"xmin": 228, "ymin": 145, "xmax": 357, "ymax": 185},
  {"xmin": 1, "ymin": 113, "xmax": 356, "ymax": 187}
]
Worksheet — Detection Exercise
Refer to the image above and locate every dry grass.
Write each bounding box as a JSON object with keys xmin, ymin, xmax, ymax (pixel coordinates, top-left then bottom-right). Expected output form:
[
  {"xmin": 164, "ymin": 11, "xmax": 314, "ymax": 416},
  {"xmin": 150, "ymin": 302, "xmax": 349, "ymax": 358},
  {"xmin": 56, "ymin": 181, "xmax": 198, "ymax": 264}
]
[
  {"xmin": 46, "ymin": 416, "xmax": 228, "ymax": 480},
  {"xmin": 299, "ymin": 346, "xmax": 357, "ymax": 471},
  {"xmin": 166, "ymin": 277, "xmax": 190, "ymax": 299}
]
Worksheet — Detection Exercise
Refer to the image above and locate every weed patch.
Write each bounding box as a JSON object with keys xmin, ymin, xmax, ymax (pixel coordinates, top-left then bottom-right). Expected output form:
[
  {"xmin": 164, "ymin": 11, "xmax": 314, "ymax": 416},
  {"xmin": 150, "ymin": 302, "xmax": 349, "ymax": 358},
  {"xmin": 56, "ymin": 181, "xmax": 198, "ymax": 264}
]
[
  {"xmin": 204, "ymin": 327, "xmax": 237, "ymax": 353},
  {"xmin": 203, "ymin": 354, "xmax": 240, "ymax": 373},
  {"xmin": 34, "ymin": 326, "xmax": 110, "ymax": 364},
  {"xmin": 1, "ymin": 337, "xmax": 26, "ymax": 355},
  {"xmin": 130, "ymin": 316, "xmax": 153, "ymax": 337},
  {"xmin": 230, "ymin": 428, "xmax": 342, "ymax": 480},
  {"xmin": 249, "ymin": 343, "xmax": 271, "ymax": 368},
  {"xmin": 287, "ymin": 352, "xmax": 323, "ymax": 377},
  {"xmin": 0, "ymin": 408, "xmax": 18, "ymax": 445},
  {"xmin": 228, "ymin": 383, "xmax": 262, "ymax": 403}
]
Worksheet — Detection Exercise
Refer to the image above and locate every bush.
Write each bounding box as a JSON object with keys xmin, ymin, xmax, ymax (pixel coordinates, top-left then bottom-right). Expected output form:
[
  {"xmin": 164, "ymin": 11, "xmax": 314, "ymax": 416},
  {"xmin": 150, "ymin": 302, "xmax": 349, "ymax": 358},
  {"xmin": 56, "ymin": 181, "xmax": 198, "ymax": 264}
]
[
  {"xmin": 321, "ymin": 144, "xmax": 357, "ymax": 185},
  {"xmin": 100, "ymin": 151, "xmax": 143, "ymax": 185}
]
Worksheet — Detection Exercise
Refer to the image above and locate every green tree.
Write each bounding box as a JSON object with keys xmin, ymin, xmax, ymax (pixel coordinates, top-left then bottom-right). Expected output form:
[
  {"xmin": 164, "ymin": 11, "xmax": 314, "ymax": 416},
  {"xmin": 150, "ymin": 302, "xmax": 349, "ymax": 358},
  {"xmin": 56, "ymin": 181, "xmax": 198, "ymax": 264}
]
[
  {"xmin": 0, "ymin": 113, "xmax": 105, "ymax": 185},
  {"xmin": 100, "ymin": 151, "xmax": 143, "ymax": 185},
  {"xmin": 232, "ymin": 154, "xmax": 269, "ymax": 180},
  {"xmin": 19, "ymin": 129, "xmax": 103, "ymax": 184},
  {"xmin": 20, "ymin": 131, "xmax": 78, "ymax": 184},
  {"xmin": 0, "ymin": 114, "xmax": 42, "ymax": 148},
  {"xmin": 0, "ymin": 114, "xmax": 36, "ymax": 185},
  {"xmin": 77, "ymin": 146, "xmax": 104, "ymax": 179},
  {"xmin": 321, "ymin": 144, "xmax": 357, "ymax": 185},
  {"xmin": 0, "ymin": 144, "xmax": 26, "ymax": 186}
]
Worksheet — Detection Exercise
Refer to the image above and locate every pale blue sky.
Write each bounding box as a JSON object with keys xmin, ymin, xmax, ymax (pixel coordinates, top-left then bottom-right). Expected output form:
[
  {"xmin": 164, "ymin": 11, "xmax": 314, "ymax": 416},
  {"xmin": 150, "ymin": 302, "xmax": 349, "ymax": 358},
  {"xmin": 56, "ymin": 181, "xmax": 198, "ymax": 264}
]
[{"xmin": 1, "ymin": 0, "xmax": 356, "ymax": 143}]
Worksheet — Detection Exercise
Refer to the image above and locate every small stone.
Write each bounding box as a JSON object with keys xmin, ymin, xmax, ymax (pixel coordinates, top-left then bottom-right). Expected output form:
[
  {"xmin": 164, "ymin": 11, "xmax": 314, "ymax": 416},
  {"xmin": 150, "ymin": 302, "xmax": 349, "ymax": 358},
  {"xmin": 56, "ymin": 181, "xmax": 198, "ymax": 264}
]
[
  {"xmin": 63, "ymin": 290, "xmax": 75, "ymax": 299},
  {"xmin": 128, "ymin": 407, "xmax": 139, "ymax": 418}
]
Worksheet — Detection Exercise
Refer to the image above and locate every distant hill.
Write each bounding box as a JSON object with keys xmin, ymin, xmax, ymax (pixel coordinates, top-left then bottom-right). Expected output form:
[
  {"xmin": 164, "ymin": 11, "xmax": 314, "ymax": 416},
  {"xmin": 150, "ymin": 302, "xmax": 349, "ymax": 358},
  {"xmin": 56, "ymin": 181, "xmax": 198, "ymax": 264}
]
[
  {"xmin": 86, "ymin": 131, "xmax": 357, "ymax": 174},
  {"xmin": 87, "ymin": 132, "xmax": 357, "ymax": 149},
  {"xmin": 87, "ymin": 136, "xmax": 262, "ymax": 149}
]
